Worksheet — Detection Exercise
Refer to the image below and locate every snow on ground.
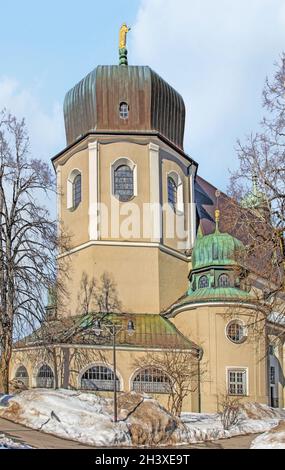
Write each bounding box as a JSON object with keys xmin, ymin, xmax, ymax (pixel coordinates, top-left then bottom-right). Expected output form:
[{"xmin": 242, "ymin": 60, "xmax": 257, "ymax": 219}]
[
  {"xmin": 0, "ymin": 389, "xmax": 284, "ymax": 447},
  {"xmin": 181, "ymin": 411, "xmax": 282, "ymax": 443},
  {"xmin": 0, "ymin": 433, "xmax": 30, "ymax": 449},
  {"xmin": 251, "ymin": 421, "xmax": 285, "ymax": 449},
  {"xmin": 0, "ymin": 389, "xmax": 130, "ymax": 447}
]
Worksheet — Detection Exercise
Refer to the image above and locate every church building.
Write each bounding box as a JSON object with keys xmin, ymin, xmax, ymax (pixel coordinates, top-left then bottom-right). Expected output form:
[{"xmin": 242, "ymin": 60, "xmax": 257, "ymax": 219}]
[{"xmin": 10, "ymin": 26, "xmax": 285, "ymax": 413}]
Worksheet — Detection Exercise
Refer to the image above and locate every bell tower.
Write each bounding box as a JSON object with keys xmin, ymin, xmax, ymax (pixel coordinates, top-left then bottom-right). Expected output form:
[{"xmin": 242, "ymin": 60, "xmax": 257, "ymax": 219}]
[{"xmin": 53, "ymin": 26, "xmax": 198, "ymax": 317}]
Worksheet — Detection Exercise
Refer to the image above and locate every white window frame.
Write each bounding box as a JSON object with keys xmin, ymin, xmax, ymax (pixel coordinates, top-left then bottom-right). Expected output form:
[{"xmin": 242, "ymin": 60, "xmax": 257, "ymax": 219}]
[
  {"xmin": 225, "ymin": 320, "xmax": 247, "ymax": 344},
  {"xmin": 167, "ymin": 171, "xmax": 184, "ymax": 214},
  {"xmin": 226, "ymin": 367, "xmax": 248, "ymax": 396},
  {"xmin": 78, "ymin": 362, "xmax": 123, "ymax": 391},
  {"xmin": 111, "ymin": 157, "xmax": 137, "ymax": 201},
  {"xmin": 67, "ymin": 168, "xmax": 82, "ymax": 210}
]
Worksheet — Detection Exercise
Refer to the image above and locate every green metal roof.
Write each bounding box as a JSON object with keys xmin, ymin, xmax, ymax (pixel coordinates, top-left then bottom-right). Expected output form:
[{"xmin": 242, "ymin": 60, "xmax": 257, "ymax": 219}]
[
  {"xmin": 185, "ymin": 287, "xmax": 252, "ymax": 303},
  {"xmin": 192, "ymin": 224, "xmax": 244, "ymax": 270},
  {"xmin": 14, "ymin": 313, "xmax": 198, "ymax": 351}
]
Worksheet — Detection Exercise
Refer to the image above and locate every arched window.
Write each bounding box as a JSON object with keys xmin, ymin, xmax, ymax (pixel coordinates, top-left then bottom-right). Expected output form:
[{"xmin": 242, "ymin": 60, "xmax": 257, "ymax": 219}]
[
  {"xmin": 36, "ymin": 364, "xmax": 54, "ymax": 388},
  {"xmin": 168, "ymin": 177, "xmax": 177, "ymax": 210},
  {"xmin": 114, "ymin": 164, "xmax": 134, "ymax": 201},
  {"xmin": 81, "ymin": 365, "xmax": 120, "ymax": 391},
  {"xmin": 119, "ymin": 102, "xmax": 129, "ymax": 119},
  {"xmin": 132, "ymin": 368, "xmax": 171, "ymax": 393},
  {"xmin": 218, "ymin": 273, "xmax": 230, "ymax": 287},
  {"xmin": 15, "ymin": 366, "xmax": 29, "ymax": 387},
  {"xmin": 73, "ymin": 173, "xmax": 81, "ymax": 208},
  {"xmin": 167, "ymin": 172, "xmax": 184, "ymax": 213},
  {"xmin": 67, "ymin": 169, "xmax": 82, "ymax": 210},
  {"xmin": 226, "ymin": 321, "xmax": 246, "ymax": 344},
  {"xmin": 198, "ymin": 275, "xmax": 209, "ymax": 288}
]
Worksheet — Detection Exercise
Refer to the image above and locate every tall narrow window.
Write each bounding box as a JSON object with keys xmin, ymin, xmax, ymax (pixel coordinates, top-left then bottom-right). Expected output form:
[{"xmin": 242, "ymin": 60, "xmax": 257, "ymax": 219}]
[
  {"xmin": 119, "ymin": 102, "xmax": 129, "ymax": 119},
  {"xmin": 168, "ymin": 176, "xmax": 177, "ymax": 210},
  {"xmin": 114, "ymin": 164, "xmax": 134, "ymax": 201},
  {"xmin": 73, "ymin": 173, "xmax": 81, "ymax": 208}
]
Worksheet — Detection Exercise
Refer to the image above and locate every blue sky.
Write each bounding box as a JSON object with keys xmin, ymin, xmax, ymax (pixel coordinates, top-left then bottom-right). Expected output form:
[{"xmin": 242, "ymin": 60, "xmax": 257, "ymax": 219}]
[{"xmin": 1, "ymin": 0, "xmax": 284, "ymax": 191}]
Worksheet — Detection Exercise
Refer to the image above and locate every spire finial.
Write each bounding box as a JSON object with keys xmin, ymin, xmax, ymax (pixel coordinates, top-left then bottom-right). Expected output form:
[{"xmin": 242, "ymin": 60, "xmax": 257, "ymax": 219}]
[
  {"xmin": 119, "ymin": 23, "xmax": 131, "ymax": 66},
  {"xmin": 215, "ymin": 190, "xmax": 221, "ymax": 232}
]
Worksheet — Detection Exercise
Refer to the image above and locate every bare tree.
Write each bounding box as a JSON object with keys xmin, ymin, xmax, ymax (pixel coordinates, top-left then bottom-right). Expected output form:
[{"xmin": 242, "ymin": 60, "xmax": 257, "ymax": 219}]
[
  {"xmin": 133, "ymin": 347, "xmax": 203, "ymax": 417},
  {"xmin": 225, "ymin": 53, "xmax": 285, "ymax": 342},
  {"xmin": 218, "ymin": 393, "xmax": 242, "ymax": 430},
  {"xmin": 0, "ymin": 110, "xmax": 67, "ymax": 393}
]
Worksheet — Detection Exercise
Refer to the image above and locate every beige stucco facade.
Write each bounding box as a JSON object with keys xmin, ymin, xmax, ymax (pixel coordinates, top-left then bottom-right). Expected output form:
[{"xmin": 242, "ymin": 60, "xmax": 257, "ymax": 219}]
[
  {"xmin": 55, "ymin": 134, "xmax": 194, "ymax": 315},
  {"xmin": 9, "ymin": 58, "xmax": 285, "ymax": 415},
  {"xmin": 169, "ymin": 304, "xmax": 269, "ymax": 412}
]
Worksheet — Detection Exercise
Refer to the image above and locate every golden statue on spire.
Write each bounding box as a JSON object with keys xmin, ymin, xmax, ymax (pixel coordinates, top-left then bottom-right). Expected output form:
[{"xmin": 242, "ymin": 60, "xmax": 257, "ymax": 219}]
[{"xmin": 119, "ymin": 23, "xmax": 131, "ymax": 49}]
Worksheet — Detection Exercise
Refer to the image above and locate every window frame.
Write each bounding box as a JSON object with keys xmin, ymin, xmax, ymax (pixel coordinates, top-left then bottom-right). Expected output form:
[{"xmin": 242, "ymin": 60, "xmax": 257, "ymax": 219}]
[
  {"xmin": 198, "ymin": 275, "xmax": 209, "ymax": 289},
  {"xmin": 226, "ymin": 320, "xmax": 247, "ymax": 344},
  {"xmin": 67, "ymin": 169, "xmax": 82, "ymax": 211},
  {"xmin": 80, "ymin": 364, "xmax": 121, "ymax": 391},
  {"xmin": 227, "ymin": 367, "xmax": 248, "ymax": 396},
  {"xmin": 167, "ymin": 171, "xmax": 184, "ymax": 214},
  {"xmin": 131, "ymin": 367, "xmax": 172, "ymax": 394},
  {"xmin": 119, "ymin": 101, "xmax": 129, "ymax": 120},
  {"xmin": 218, "ymin": 273, "xmax": 230, "ymax": 287},
  {"xmin": 111, "ymin": 157, "xmax": 137, "ymax": 202},
  {"xmin": 36, "ymin": 364, "xmax": 54, "ymax": 388},
  {"xmin": 72, "ymin": 173, "xmax": 82, "ymax": 209}
]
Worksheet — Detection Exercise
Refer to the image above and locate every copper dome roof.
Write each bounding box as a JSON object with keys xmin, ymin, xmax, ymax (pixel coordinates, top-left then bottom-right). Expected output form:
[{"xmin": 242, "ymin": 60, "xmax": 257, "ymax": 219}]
[{"xmin": 63, "ymin": 65, "xmax": 186, "ymax": 149}]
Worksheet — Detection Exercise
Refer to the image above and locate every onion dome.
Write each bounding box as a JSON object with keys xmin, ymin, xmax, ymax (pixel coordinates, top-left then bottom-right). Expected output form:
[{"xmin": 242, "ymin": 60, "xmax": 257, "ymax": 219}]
[
  {"xmin": 63, "ymin": 65, "xmax": 185, "ymax": 150},
  {"xmin": 192, "ymin": 210, "xmax": 244, "ymax": 270},
  {"xmin": 241, "ymin": 175, "xmax": 267, "ymax": 210}
]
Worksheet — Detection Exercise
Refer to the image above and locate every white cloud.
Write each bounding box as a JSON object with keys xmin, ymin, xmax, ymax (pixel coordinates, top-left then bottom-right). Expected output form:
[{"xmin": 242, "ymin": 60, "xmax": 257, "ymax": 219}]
[
  {"xmin": 0, "ymin": 77, "xmax": 65, "ymax": 163},
  {"xmin": 131, "ymin": 0, "xmax": 285, "ymax": 189}
]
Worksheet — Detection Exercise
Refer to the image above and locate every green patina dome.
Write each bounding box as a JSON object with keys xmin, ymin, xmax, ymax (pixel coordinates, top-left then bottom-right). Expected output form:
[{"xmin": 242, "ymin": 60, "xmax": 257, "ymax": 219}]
[{"xmin": 192, "ymin": 224, "xmax": 244, "ymax": 270}]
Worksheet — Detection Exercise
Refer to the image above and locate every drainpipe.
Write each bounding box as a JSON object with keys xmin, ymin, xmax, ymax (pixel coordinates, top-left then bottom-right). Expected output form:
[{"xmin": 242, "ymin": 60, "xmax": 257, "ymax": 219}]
[{"xmin": 196, "ymin": 347, "xmax": 203, "ymax": 413}]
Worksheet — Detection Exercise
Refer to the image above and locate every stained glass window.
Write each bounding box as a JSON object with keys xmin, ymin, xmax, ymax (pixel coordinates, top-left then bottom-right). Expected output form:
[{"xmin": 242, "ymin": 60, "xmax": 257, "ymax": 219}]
[
  {"xmin": 198, "ymin": 276, "xmax": 209, "ymax": 288},
  {"xmin": 73, "ymin": 173, "xmax": 81, "ymax": 208},
  {"xmin": 218, "ymin": 273, "xmax": 230, "ymax": 287},
  {"xmin": 114, "ymin": 164, "xmax": 134, "ymax": 201},
  {"xmin": 168, "ymin": 176, "xmax": 177, "ymax": 210}
]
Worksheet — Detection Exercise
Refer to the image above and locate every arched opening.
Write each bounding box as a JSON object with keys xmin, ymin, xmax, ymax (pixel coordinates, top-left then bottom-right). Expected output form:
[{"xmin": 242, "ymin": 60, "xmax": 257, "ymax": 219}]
[
  {"xmin": 36, "ymin": 364, "xmax": 54, "ymax": 388},
  {"xmin": 198, "ymin": 275, "xmax": 209, "ymax": 288},
  {"xmin": 73, "ymin": 173, "xmax": 81, "ymax": 208},
  {"xmin": 132, "ymin": 368, "xmax": 171, "ymax": 393},
  {"xmin": 167, "ymin": 172, "xmax": 184, "ymax": 213},
  {"xmin": 113, "ymin": 164, "xmax": 134, "ymax": 201},
  {"xmin": 168, "ymin": 176, "xmax": 177, "ymax": 210},
  {"xmin": 218, "ymin": 273, "xmax": 230, "ymax": 287},
  {"xmin": 80, "ymin": 365, "xmax": 120, "ymax": 391},
  {"xmin": 15, "ymin": 365, "xmax": 29, "ymax": 387},
  {"xmin": 67, "ymin": 169, "xmax": 82, "ymax": 210}
]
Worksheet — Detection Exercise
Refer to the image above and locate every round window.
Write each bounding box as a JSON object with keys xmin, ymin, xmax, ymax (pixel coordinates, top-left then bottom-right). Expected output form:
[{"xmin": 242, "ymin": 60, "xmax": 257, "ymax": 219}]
[{"xmin": 226, "ymin": 321, "xmax": 246, "ymax": 344}]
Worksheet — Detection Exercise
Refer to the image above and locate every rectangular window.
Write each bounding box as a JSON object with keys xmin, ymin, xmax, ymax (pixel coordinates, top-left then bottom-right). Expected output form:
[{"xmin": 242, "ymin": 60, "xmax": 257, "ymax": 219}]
[
  {"xmin": 228, "ymin": 368, "xmax": 247, "ymax": 396},
  {"xmin": 270, "ymin": 366, "xmax": 275, "ymax": 384}
]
